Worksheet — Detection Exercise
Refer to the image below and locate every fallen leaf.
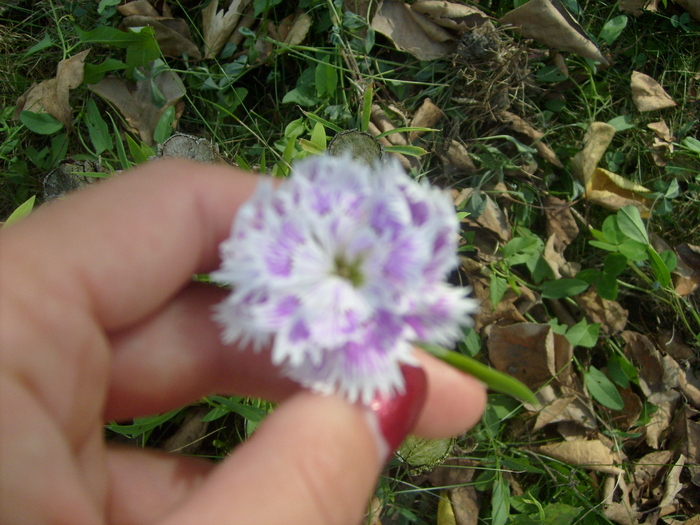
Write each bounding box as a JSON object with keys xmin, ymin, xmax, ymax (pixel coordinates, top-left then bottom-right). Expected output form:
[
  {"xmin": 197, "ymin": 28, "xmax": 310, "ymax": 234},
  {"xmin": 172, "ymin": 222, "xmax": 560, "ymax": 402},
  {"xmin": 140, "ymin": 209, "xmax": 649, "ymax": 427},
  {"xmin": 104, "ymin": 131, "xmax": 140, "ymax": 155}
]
[
  {"xmin": 500, "ymin": 111, "xmax": 563, "ymax": 167},
  {"xmin": 645, "ymin": 395, "xmax": 679, "ymax": 449},
  {"xmin": 659, "ymin": 454, "xmax": 686, "ymax": 509},
  {"xmin": 634, "ymin": 450, "xmax": 674, "ymax": 487},
  {"xmin": 455, "ymin": 188, "xmax": 511, "ymax": 243},
  {"xmin": 117, "ymin": 0, "xmax": 159, "ymax": 17},
  {"xmin": 371, "ymin": 0, "xmax": 455, "ymax": 60},
  {"xmin": 657, "ymin": 330, "xmax": 696, "ymax": 361},
  {"xmin": 585, "ymin": 167, "xmax": 653, "ymax": 216},
  {"xmin": 88, "ymin": 68, "xmax": 185, "ymax": 145},
  {"xmin": 536, "ymin": 438, "xmax": 624, "ymax": 475},
  {"xmin": 449, "ymin": 486, "xmax": 480, "ymax": 525},
  {"xmin": 121, "ymin": 15, "xmax": 202, "ymax": 59},
  {"xmin": 163, "ymin": 406, "xmax": 210, "ymax": 454},
  {"xmin": 14, "ymin": 49, "xmax": 90, "ymax": 129},
  {"xmin": 572, "ymin": 122, "xmax": 615, "ymax": 182},
  {"xmin": 202, "ymin": 0, "xmax": 252, "ymax": 59},
  {"xmin": 619, "ymin": 0, "xmax": 659, "ymax": 15},
  {"xmin": 441, "ymin": 140, "xmax": 477, "ymax": 172},
  {"xmin": 533, "ymin": 385, "xmax": 597, "ymax": 430},
  {"xmin": 488, "ymin": 323, "xmax": 573, "ymax": 390},
  {"xmin": 675, "ymin": 0, "xmax": 700, "ymax": 21},
  {"xmin": 499, "ymin": 0, "xmax": 608, "ymax": 65},
  {"xmin": 603, "ymin": 475, "xmax": 639, "ymax": 525},
  {"xmin": 631, "ymin": 71, "xmax": 677, "ymax": 112},
  {"xmin": 282, "ymin": 11, "xmax": 313, "ymax": 45},
  {"xmin": 411, "ymin": 0, "xmax": 491, "ymax": 33},
  {"xmin": 409, "ymin": 98, "xmax": 443, "ymax": 142},
  {"xmin": 544, "ymin": 195, "xmax": 579, "ymax": 252},
  {"xmin": 671, "ymin": 407, "xmax": 700, "ymax": 486},
  {"xmin": 575, "ymin": 288, "xmax": 628, "ymax": 335}
]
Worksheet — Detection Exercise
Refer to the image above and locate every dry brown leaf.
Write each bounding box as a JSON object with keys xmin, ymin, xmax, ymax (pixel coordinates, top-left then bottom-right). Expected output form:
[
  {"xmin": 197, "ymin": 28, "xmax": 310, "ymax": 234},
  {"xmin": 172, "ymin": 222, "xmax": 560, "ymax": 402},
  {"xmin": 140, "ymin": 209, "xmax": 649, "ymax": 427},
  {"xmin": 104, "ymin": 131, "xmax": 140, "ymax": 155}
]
[
  {"xmin": 121, "ymin": 16, "xmax": 202, "ymax": 59},
  {"xmin": 669, "ymin": 407, "xmax": 700, "ymax": 486},
  {"xmin": 449, "ymin": 486, "xmax": 480, "ymax": 525},
  {"xmin": 646, "ymin": 396, "xmax": 679, "ymax": 449},
  {"xmin": 533, "ymin": 386, "xmax": 597, "ymax": 431},
  {"xmin": 371, "ymin": 0, "xmax": 455, "ymax": 60},
  {"xmin": 411, "ymin": 0, "xmax": 490, "ymax": 33},
  {"xmin": 442, "ymin": 140, "xmax": 477, "ymax": 172},
  {"xmin": 203, "ymin": 0, "xmax": 252, "ymax": 59},
  {"xmin": 622, "ymin": 331, "xmax": 667, "ymax": 396},
  {"xmin": 14, "ymin": 49, "xmax": 90, "ymax": 129},
  {"xmin": 619, "ymin": 0, "xmax": 659, "ymax": 15},
  {"xmin": 499, "ymin": 0, "xmax": 608, "ymax": 64},
  {"xmin": 88, "ymin": 69, "xmax": 185, "ymax": 146},
  {"xmin": 575, "ymin": 288, "xmax": 628, "ymax": 335},
  {"xmin": 544, "ymin": 195, "xmax": 579, "ymax": 252},
  {"xmin": 409, "ymin": 98, "xmax": 443, "ymax": 142},
  {"xmin": 659, "ymin": 454, "xmax": 686, "ymax": 509},
  {"xmin": 586, "ymin": 167, "xmax": 653, "ymax": 216},
  {"xmin": 500, "ymin": 111, "xmax": 563, "ymax": 167},
  {"xmin": 488, "ymin": 323, "xmax": 572, "ymax": 390},
  {"xmin": 572, "ymin": 122, "xmax": 616, "ymax": 183},
  {"xmin": 674, "ymin": 243, "xmax": 700, "ymax": 296},
  {"xmin": 675, "ymin": 0, "xmax": 700, "ymax": 21},
  {"xmin": 536, "ymin": 438, "xmax": 624, "ymax": 475},
  {"xmin": 631, "ymin": 71, "xmax": 677, "ymax": 112},
  {"xmin": 282, "ymin": 11, "xmax": 312, "ymax": 45},
  {"xmin": 455, "ymin": 188, "xmax": 511, "ymax": 243},
  {"xmin": 117, "ymin": 0, "xmax": 160, "ymax": 17},
  {"xmin": 634, "ymin": 450, "xmax": 674, "ymax": 487}
]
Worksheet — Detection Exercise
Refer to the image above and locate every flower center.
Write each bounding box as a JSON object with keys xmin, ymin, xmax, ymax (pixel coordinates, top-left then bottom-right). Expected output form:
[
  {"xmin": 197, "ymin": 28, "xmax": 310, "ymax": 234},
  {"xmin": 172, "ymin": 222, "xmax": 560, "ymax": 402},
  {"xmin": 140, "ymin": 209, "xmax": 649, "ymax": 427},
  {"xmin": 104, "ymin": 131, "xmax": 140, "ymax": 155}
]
[{"xmin": 333, "ymin": 255, "xmax": 364, "ymax": 287}]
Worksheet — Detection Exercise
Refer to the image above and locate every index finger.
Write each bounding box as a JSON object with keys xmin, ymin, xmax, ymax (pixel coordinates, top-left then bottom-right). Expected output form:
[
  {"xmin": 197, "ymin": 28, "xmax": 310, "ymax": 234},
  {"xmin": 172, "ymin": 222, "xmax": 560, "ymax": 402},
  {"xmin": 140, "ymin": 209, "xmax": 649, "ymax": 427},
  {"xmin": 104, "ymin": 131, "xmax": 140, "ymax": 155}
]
[{"xmin": 4, "ymin": 159, "xmax": 259, "ymax": 331}]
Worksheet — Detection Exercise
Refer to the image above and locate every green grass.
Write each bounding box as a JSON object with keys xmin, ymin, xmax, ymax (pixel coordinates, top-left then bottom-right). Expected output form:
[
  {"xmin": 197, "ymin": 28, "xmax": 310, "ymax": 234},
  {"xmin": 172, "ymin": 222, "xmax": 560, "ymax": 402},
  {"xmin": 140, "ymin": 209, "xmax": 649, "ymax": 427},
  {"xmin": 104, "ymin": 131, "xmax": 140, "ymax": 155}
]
[{"xmin": 2, "ymin": 0, "xmax": 700, "ymax": 523}]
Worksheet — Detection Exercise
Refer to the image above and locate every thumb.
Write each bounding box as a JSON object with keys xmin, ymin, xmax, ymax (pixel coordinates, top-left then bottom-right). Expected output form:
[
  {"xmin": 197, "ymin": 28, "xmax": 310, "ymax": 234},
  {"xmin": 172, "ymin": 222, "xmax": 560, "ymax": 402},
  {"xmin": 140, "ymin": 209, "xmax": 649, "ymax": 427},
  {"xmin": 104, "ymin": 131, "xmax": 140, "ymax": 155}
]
[{"xmin": 158, "ymin": 365, "xmax": 427, "ymax": 525}]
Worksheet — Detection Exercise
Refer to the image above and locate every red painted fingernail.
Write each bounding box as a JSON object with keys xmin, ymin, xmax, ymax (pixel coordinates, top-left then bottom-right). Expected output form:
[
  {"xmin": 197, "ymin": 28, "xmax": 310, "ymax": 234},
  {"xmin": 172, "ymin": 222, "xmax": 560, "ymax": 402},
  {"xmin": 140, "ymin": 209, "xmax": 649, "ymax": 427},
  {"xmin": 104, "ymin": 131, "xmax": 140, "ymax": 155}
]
[{"xmin": 365, "ymin": 364, "xmax": 428, "ymax": 461}]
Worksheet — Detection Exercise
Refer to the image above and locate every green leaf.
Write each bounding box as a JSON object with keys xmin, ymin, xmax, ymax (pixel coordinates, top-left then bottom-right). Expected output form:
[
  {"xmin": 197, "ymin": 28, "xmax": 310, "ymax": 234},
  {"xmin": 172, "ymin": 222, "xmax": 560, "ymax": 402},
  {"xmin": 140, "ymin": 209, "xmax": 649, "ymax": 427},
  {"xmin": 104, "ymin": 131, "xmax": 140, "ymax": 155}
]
[
  {"xmin": 309, "ymin": 121, "xmax": 327, "ymax": 150},
  {"xmin": 77, "ymin": 25, "xmax": 143, "ymax": 47},
  {"xmin": 604, "ymin": 252, "xmax": 628, "ymax": 277},
  {"xmin": 384, "ymin": 145, "xmax": 426, "ymax": 157},
  {"xmin": 647, "ymin": 246, "xmax": 671, "ymax": 287},
  {"xmin": 315, "ymin": 56, "xmax": 338, "ymax": 98},
  {"xmin": 682, "ymin": 136, "xmax": 700, "ymax": 155},
  {"xmin": 618, "ymin": 238, "xmax": 648, "ymax": 261},
  {"xmin": 126, "ymin": 30, "xmax": 161, "ymax": 73},
  {"xmin": 206, "ymin": 395, "xmax": 267, "ymax": 422},
  {"xmin": 416, "ymin": 343, "xmax": 538, "ymax": 405},
  {"xmin": 4, "ymin": 195, "xmax": 36, "ymax": 226},
  {"xmin": 602, "ymin": 215, "xmax": 625, "ymax": 244},
  {"xmin": 502, "ymin": 236, "xmax": 539, "ymax": 258},
  {"xmin": 19, "ymin": 111, "xmax": 63, "ymax": 134},
  {"xmin": 660, "ymin": 250, "xmax": 677, "ymax": 272},
  {"xmin": 541, "ymin": 278, "xmax": 589, "ymax": 299},
  {"xmin": 599, "ymin": 15, "xmax": 628, "ymax": 45},
  {"xmin": 490, "ymin": 274, "xmax": 508, "ymax": 307},
  {"xmin": 607, "ymin": 354, "xmax": 629, "ymax": 388},
  {"xmin": 126, "ymin": 134, "xmax": 154, "ymax": 164},
  {"xmin": 375, "ymin": 126, "xmax": 439, "ymax": 140},
  {"xmin": 83, "ymin": 58, "xmax": 127, "ymax": 84},
  {"xmin": 85, "ymin": 99, "xmax": 113, "ymax": 154},
  {"xmin": 302, "ymin": 110, "xmax": 343, "ymax": 133},
  {"xmin": 595, "ymin": 271, "xmax": 618, "ymax": 300},
  {"xmin": 492, "ymin": 476, "xmax": 511, "ymax": 525},
  {"xmin": 617, "ymin": 205, "xmax": 649, "ymax": 244},
  {"xmin": 361, "ymin": 84, "xmax": 373, "ymax": 132},
  {"xmin": 153, "ymin": 106, "xmax": 175, "ymax": 144},
  {"xmin": 607, "ymin": 114, "xmax": 635, "ymax": 131},
  {"xmin": 24, "ymin": 34, "xmax": 53, "ymax": 57},
  {"xmin": 584, "ymin": 366, "xmax": 624, "ymax": 410},
  {"xmin": 564, "ymin": 319, "xmax": 600, "ymax": 348}
]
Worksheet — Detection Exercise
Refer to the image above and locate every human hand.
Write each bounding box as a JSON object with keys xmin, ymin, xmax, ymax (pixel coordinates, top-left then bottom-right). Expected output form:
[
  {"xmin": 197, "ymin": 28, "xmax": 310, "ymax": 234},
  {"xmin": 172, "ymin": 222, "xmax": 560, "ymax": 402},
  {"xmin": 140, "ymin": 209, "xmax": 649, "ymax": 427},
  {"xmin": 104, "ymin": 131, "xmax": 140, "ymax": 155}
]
[{"xmin": 0, "ymin": 159, "xmax": 486, "ymax": 525}]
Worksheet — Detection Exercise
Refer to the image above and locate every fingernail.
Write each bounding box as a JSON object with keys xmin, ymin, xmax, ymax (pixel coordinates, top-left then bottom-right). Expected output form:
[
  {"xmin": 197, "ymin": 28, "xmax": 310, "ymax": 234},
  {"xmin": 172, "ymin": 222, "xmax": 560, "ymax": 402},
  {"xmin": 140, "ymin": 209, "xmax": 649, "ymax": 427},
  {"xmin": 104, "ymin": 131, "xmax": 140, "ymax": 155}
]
[{"xmin": 364, "ymin": 364, "xmax": 428, "ymax": 462}]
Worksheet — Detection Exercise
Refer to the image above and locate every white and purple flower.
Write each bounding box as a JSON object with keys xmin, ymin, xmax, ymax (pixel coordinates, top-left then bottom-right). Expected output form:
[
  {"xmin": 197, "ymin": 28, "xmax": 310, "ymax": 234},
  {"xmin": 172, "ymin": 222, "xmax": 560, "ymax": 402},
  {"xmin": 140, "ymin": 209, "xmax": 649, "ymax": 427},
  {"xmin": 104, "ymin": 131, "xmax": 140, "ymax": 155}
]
[{"xmin": 211, "ymin": 155, "xmax": 478, "ymax": 405}]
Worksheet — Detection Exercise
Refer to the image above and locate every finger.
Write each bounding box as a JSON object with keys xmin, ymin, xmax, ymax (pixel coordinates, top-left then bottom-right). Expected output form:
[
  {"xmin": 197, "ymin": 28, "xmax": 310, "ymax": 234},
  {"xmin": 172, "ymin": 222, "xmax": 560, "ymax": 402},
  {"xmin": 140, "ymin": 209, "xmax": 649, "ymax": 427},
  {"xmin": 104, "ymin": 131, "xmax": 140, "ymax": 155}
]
[
  {"xmin": 107, "ymin": 283, "xmax": 485, "ymax": 433},
  {"xmin": 105, "ymin": 283, "xmax": 299, "ymax": 421},
  {"xmin": 157, "ymin": 391, "xmax": 383, "ymax": 525},
  {"xmin": 2, "ymin": 159, "xmax": 260, "ymax": 332},
  {"xmin": 105, "ymin": 446, "xmax": 214, "ymax": 525}
]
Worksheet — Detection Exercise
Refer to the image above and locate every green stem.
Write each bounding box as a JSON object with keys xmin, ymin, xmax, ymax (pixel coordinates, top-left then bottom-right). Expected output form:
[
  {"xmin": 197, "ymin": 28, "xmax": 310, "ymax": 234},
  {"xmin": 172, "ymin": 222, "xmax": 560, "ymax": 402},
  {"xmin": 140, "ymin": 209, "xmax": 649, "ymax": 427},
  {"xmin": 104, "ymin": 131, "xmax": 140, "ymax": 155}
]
[{"xmin": 415, "ymin": 342, "xmax": 538, "ymax": 406}]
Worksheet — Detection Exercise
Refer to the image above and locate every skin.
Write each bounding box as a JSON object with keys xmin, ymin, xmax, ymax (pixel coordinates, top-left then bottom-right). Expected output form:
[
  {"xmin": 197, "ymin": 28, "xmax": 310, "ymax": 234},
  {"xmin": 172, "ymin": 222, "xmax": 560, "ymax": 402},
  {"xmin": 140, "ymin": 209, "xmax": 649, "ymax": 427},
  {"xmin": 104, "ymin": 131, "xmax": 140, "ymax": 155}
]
[{"xmin": 0, "ymin": 159, "xmax": 486, "ymax": 525}]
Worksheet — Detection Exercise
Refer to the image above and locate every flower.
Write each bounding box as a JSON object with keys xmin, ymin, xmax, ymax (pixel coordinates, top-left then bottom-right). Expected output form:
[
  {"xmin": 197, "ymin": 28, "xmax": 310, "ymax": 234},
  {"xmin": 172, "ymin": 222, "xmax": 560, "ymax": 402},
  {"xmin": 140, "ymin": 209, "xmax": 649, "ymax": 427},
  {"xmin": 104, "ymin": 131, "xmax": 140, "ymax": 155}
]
[{"xmin": 211, "ymin": 155, "xmax": 478, "ymax": 405}]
